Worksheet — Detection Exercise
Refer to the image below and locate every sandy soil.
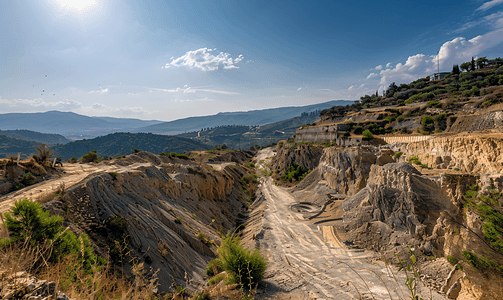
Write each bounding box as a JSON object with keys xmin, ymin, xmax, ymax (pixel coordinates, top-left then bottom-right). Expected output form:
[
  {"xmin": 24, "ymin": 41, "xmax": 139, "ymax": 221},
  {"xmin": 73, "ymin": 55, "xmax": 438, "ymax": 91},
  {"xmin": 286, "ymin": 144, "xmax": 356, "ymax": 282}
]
[
  {"xmin": 252, "ymin": 148, "xmax": 446, "ymax": 300},
  {"xmin": 0, "ymin": 162, "xmax": 152, "ymax": 222}
]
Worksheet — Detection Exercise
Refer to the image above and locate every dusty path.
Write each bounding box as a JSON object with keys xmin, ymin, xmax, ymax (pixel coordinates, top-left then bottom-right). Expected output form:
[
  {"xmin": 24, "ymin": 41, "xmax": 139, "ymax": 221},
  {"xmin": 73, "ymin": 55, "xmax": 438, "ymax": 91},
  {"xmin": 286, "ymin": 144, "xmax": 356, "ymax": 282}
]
[
  {"xmin": 254, "ymin": 148, "xmax": 445, "ymax": 300},
  {"xmin": 0, "ymin": 162, "xmax": 151, "ymax": 220}
]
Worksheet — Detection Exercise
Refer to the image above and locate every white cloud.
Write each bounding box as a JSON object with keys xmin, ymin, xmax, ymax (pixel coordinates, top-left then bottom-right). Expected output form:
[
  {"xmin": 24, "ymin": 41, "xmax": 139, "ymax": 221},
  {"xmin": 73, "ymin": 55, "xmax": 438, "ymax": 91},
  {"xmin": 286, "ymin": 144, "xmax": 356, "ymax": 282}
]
[
  {"xmin": 89, "ymin": 87, "xmax": 109, "ymax": 94},
  {"xmin": 366, "ymin": 72, "xmax": 378, "ymax": 79},
  {"xmin": 386, "ymin": 62, "xmax": 392, "ymax": 68},
  {"xmin": 86, "ymin": 103, "xmax": 148, "ymax": 115},
  {"xmin": 149, "ymin": 86, "xmax": 239, "ymax": 95},
  {"xmin": 375, "ymin": 65, "xmax": 383, "ymax": 70},
  {"xmin": 196, "ymin": 89, "xmax": 239, "ymax": 95},
  {"xmin": 149, "ymin": 87, "xmax": 195, "ymax": 93},
  {"xmin": 477, "ymin": 0, "xmax": 503, "ymax": 11},
  {"xmin": 348, "ymin": 84, "xmax": 365, "ymax": 91},
  {"xmin": 297, "ymin": 87, "xmax": 302, "ymax": 91},
  {"xmin": 377, "ymin": 29, "xmax": 503, "ymax": 88},
  {"xmin": 172, "ymin": 97, "xmax": 213, "ymax": 103},
  {"xmin": 166, "ymin": 48, "xmax": 244, "ymax": 71},
  {"xmin": 454, "ymin": 10, "xmax": 503, "ymax": 33},
  {"xmin": 317, "ymin": 84, "xmax": 373, "ymax": 100},
  {"xmin": 0, "ymin": 97, "xmax": 82, "ymax": 111}
]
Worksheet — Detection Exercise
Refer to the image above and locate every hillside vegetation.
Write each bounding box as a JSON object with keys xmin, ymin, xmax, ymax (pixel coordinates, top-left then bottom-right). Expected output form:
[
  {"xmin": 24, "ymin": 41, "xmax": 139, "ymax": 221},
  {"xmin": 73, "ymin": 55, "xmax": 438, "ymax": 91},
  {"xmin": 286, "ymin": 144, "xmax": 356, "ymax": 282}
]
[
  {"xmin": 51, "ymin": 132, "xmax": 210, "ymax": 159},
  {"xmin": 0, "ymin": 129, "xmax": 70, "ymax": 145},
  {"xmin": 178, "ymin": 112, "xmax": 321, "ymax": 150},
  {"xmin": 318, "ymin": 58, "xmax": 503, "ymax": 137},
  {"xmin": 0, "ymin": 134, "xmax": 41, "ymax": 158}
]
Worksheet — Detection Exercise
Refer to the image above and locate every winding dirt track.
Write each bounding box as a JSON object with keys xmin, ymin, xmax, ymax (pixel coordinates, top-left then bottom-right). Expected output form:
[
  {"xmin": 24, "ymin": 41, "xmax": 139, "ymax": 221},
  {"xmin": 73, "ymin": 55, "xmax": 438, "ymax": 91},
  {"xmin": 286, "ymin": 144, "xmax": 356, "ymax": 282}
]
[
  {"xmin": 0, "ymin": 162, "xmax": 152, "ymax": 221},
  {"xmin": 254, "ymin": 148, "xmax": 445, "ymax": 300}
]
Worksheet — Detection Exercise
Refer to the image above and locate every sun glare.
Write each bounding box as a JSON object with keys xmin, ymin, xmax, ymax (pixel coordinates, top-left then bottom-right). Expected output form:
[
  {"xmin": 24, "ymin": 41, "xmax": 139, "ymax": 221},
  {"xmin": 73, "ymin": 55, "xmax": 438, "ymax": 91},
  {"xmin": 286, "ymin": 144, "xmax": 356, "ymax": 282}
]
[{"xmin": 54, "ymin": 0, "xmax": 97, "ymax": 12}]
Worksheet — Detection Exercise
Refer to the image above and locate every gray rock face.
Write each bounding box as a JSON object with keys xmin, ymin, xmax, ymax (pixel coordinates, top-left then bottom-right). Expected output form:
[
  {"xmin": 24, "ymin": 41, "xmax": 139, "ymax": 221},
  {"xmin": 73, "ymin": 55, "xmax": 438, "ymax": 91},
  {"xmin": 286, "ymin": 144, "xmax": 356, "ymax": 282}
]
[{"xmin": 342, "ymin": 162, "xmax": 455, "ymax": 248}]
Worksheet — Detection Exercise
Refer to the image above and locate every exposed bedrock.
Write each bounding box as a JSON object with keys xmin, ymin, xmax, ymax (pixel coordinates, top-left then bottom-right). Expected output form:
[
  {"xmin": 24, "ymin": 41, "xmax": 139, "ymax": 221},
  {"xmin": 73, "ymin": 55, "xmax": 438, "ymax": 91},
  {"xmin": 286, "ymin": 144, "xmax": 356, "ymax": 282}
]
[
  {"xmin": 405, "ymin": 134, "xmax": 503, "ymax": 174},
  {"xmin": 43, "ymin": 152, "xmax": 251, "ymax": 293},
  {"xmin": 341, "ymin": 163, "xmax": 456, "ymax": 244}
]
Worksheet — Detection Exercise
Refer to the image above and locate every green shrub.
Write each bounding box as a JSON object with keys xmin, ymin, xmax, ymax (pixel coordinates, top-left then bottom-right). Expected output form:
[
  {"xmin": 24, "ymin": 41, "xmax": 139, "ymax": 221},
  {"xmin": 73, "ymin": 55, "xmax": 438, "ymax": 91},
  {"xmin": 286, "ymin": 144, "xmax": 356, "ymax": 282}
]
[
  {"xmin": 362, "ymin": 129, "xmax": 373, "ymax": 140},
  {"xmin": 287, "ymin": 138, "xmax": 294, "ymax": 143},
  {"xmin": 208, "ymin": 274, "xmax": 226, "ymax": 286},
  {"xmin": 408, "ymin": 155, "xmax": 423, "ymax": 166},
  {"xmin": 483, "ymin": 99, "xmax": 493, "ymax": 106},
  {"xmin": 174, "ymin": 218, "xmax": 182, "ymax": 224},
  {"xmin": 394, "ymin": 152, "xmax": 403, "ymax": 158},
  {"xmin": 197, "ymin": 232, "xmax": 207, "ymax": 241},
  {"xmin": 421, "ymin": 115, "xmax": 434, "ymax": 126},
  {"xmin": 427, "ymin": 101, "xmax": 442, "ymax": 108},
  {"xmin": 281, "ymin": 162, "xmax": 311, "ymax": 182},
  {"xmin": 471, "ymin": 86, "xmax": 480, "ymax": 96},
  {"xmin": 81, "ymin": 151, "xmax": 98, "ymax": 163},
  {"xmin": 0, "ymin": 200, "xmax": 99, "ymax": 273},
  {"xmin": 166, "ymin": 152, "xmax": 190, "ymax": 160},
  {"xmin": 70, "ymin": 157, "xmax": 77, "ymax": 163},
  {"xmin": 215, "ymin": 233, "xmax": 267, "ymax": 287},
  {"xmin": 109, "ymin": 172, "xmax": 118, "ymax": 179},
  {"xmin": 463, "ymin": 250, "xmax": 489, "ymax": 269},
  {"xmin": 133, "ymin": 148, "xmax": 141, "ymax": 153},
  {"xmin": 447, "ymin": 255, "xmax": 459, "ymax": 265},
  {"xmin": 396, "ymin": 115, "xmax": 404, "ymax": 122},
  {"xmin": 244, "ymin": 162, "xmax": 255, "ymax": 169}
]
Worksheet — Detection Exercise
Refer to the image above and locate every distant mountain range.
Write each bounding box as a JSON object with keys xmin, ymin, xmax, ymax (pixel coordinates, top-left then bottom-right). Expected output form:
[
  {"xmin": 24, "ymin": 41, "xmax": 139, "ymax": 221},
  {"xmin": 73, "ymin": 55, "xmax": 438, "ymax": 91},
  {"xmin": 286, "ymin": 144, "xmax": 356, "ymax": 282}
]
[
  {"xmin": 138, "ymin": 100, "xmax": 351, "ymax": 134},
  {"xmin": 0, "ymin": 111, "xmax": 163, "ymax": 138},
  {"xmin": 0, "ymin": 100, "xmax": 353, "ymax": 159},
  {"xmin": 0, "ymin": 100, "xmax": 351, "ymax": 138}
]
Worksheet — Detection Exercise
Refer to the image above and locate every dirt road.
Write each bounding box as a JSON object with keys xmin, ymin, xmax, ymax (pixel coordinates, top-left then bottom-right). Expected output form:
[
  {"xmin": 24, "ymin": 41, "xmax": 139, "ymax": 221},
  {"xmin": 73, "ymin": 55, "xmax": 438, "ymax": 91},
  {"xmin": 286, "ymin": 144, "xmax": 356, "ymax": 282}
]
[
  {"xmin": 254, "ymin": 148, "xmax": 445, "ymax": 300},
  {"xmin": 0, "ymin": 162, "xmax": 151, "ymax": 220}
]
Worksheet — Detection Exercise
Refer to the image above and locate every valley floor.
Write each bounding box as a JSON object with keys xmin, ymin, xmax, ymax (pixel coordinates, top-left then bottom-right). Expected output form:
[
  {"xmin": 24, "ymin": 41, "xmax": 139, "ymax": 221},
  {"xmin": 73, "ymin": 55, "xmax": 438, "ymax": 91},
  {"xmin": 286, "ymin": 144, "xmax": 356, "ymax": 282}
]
[{"xmin": 250, "ymin": 148, "xmax": 445, "ymax": 300}]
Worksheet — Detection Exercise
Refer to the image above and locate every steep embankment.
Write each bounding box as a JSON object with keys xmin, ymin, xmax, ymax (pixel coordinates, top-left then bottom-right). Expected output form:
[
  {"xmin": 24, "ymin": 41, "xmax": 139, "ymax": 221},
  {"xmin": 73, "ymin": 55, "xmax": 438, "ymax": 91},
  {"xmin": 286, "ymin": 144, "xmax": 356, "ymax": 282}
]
[
  {"xmin": 39, "ymin": 151, "xmax": 255, "ymax": 293},
  {"xmin": 404, "ymin": 133, "xmax": 503, "ymax": 174},
  {"xmin": 269, "ymin": 139, "xmax": 503, "ymax": 300},
  {"xmin": 271, "ymin": 142, "xmax": 395, "ymax": 203}
]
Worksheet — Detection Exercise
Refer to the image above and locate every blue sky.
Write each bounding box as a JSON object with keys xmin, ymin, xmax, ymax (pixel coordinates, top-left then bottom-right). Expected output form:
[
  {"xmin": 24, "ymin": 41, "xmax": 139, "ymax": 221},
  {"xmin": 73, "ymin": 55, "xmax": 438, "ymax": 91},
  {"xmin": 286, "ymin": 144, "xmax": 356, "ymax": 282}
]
[{"xmin": 1, "ymin": 0, "xmax": 502, "ymax": 121}]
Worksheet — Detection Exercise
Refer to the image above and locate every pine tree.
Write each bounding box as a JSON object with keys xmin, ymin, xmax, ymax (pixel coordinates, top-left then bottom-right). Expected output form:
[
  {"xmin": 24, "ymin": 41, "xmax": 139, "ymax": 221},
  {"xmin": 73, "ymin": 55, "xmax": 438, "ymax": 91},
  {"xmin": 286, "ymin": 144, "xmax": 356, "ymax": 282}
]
[{"xmin": 452, "ymin": 64, "xmax": 460, "ymax": 75}]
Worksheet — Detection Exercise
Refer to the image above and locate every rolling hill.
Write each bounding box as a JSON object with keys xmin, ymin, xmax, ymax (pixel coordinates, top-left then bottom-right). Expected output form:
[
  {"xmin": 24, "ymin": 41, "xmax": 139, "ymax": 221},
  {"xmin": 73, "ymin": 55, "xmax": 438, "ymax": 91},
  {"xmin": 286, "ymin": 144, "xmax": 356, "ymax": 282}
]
[
  {"xmin": 0, "ymin": 129, "xmax": 70, "ymax": 145},
  {"xmin": 51, "ymin": 132, "xmax": 210, "ymax": 159},
  {"xmin": 177, "ymin": 113, "xmax": 322, "ymax": 149},
  {"xmin": 137, "ymin": 100, "xmax": 352, "ymax": 134}
]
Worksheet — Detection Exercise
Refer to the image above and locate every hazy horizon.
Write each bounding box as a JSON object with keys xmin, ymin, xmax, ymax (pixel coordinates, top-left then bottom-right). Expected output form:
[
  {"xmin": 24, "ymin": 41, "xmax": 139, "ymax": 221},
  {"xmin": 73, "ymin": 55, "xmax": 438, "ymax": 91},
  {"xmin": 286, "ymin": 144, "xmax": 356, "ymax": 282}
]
[{"xmin": 0, "ymin": 99, "xmax": 352, "ymax": 123}]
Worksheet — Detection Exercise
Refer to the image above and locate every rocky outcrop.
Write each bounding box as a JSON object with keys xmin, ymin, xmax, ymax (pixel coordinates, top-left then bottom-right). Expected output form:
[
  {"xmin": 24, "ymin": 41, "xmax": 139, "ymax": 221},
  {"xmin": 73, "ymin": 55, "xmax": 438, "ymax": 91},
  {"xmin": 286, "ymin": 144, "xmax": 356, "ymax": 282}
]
[
  {"xmin": 0, "ymin": 271, "xmax": 72, "ymax": 300},
  {"xmin": 43, "ymin": 152, "xmax": 252, "ymax": 293},
  {"xmin": 341, "ymin": 163, "xmax": 455, "ymax": 243},
  {"xmin": 448, "ymin": 111, "xmax": 503, "ymax": 133},
  {"xmin": 285, "ymin": 145, "xmax": 396, "ymax": 205},
  {"xmin": 406, "ymin": 134, "xmax": 503, "ymax": 174},
  {"xmin": 271, "ymin": 143, "xmax": 325, "ymax": 174}
]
